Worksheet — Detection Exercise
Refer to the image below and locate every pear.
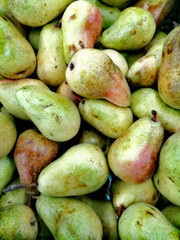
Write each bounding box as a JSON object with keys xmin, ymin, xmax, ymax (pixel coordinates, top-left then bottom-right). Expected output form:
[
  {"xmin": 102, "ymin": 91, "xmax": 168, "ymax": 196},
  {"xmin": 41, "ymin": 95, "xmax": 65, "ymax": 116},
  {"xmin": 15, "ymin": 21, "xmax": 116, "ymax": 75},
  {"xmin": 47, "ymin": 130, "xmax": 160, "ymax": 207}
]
[
  {"xmin": 118, "ymin": 202, "xmax": 180, "ymax": 240},
  {"xmin": 37, "ymin": 22, "xmax": 67, "ymax": 87},
  {"xmin": 162, "ymin": 205, "xmax": 180, "ymax": 229},
  {"xmin": 9, "ymin": 0, "xmax": 74, "ymax": 27},
  {"xmin": 144, "ymin": 30, "xmax": 167, "ymax": 52},
  {"xmin": 0, "ymin": 78, "xmax": 49, "ymax": 120},
  {"xmin": 0, "ymin": 204, "xmax": 38, "ymax": 240},
  {"xmin": 62, "ymin": 1, "xmax": 103, "ymax": 64},
  {"xmin": 158, "ymin": 26, "xmax": 180, "ymax": 109},
  {"xmin": 108, "ymin": 114, "xmax": 164, "ymax": 184},
  {"xmin": 36, "ymin": 194, "xmax": 103, "ymax": 240},
  {"xmin": 112, "ymin": 178, "xmax": 159, "ymax": 214},
  {"xmin": 14, "ymin": 129, "xmax": 59, "ymax": 194},
  {"xmin": 100, "ymin": 7, "xmax": 156, "ymax": 51},
  {"xmin": 79, "ymin": 99, "xmax": 133, "ymax": 138},
  {"xmin": 38, "ymin": 143, "xmax": 109, "ymax": 197},
  {"xmin": 0, "ymin": 112, "xmax": 17, "ymax": 158},
  {"xmin": 101, "ymin": 0, "xmax": 134, "ymax": 9},
  {"xmin": 66, "ymin": 48, "xmax": 131, "ymax": 107},
  {"xmin": 0, "ymin": 16, "xmax": 36, "ymax": 79},
  {"xmin": 153, "ymin": 132, "xmax": 180, "ymax": 206},
  {"xmin": 28, "ymin": 27, "xmax": 41, "ymax": 51},
  {"xmin": 36, "ymin": 212, "xmax": 53, "ymax": 240},
  {"xmin": 130, "ymin": 88, "xmax": 180, "ymax": 133},
  {"xmin": 15, "ymin": 85, "xmax": 81, "ymax": 142},
  {"xmin": 0, "ymin": 156, "xmax": 15, "ymax": 196}
]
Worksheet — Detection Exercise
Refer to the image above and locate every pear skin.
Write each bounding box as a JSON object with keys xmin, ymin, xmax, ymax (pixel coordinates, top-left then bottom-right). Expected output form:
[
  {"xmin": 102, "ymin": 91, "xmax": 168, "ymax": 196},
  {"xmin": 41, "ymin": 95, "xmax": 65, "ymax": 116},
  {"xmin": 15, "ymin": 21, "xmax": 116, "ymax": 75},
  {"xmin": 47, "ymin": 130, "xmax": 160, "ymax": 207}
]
[
  {"xmin": 28, "ymin": 27, "xmax": 41, "ymax": 51},
  {"xmin": 101, "ymin": 0, "xmax": 134, "ymax": 9},
  {"xmin": 162, "ymin": 205, "xmax": 180, "ymax": 229}
]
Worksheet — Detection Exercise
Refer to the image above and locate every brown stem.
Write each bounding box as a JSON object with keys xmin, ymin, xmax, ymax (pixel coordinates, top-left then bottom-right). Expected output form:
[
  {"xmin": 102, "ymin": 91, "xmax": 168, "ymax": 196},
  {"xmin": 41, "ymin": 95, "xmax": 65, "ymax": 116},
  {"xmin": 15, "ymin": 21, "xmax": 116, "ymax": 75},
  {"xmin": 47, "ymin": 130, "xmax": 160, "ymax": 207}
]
[
  {"xmin": 72, "ymin": 91, "xmax": 84, "ymax": 103},
  {"xmin": 3, "ymin": 183, "xmax": 37, "ymax": 194},
  {"xmin": 151, "ymin": 110, "xmax": 157, "ymax": 122}
]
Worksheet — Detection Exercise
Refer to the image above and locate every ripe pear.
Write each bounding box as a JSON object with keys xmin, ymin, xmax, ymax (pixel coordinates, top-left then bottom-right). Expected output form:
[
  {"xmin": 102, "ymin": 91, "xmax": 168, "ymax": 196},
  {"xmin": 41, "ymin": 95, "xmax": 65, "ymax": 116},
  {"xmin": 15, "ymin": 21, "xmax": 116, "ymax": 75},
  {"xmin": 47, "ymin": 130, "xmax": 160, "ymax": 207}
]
[
  {"xmin": 66, "ymin": 48, "xmax": 131, "ymax": 107},
  {"xmin": 38, "ymin": 143, "xmax": 109, "ymax": 197},
  {"xmin": 15, "ymin": 85, "xmax": 81, "ymax": 142},
  {"xmin": 130, "ymin": 88, "xmax": 180, "ymax": 133},
  {"xmin": 162, "ymin": 205, "xmax": 180, "ymax": 229},
  {"xmin": 108, "ymin": 115, "xmax": 164, "ymax": 184},
  {"xmin": 62, "ymin": 1, "xmax": 103, "ymax": 64},
  {"xmin": 0, "ymin": 16, "xmax": 36, "ymax": 79},
  {"xmin": 153, "ymin": 132, "xmax": 180, "ymax": 206},
  {"xmin": 118, "ymin": 202, "xmax": 180, "ymax": 240},
  {"xmin": 36, "ymin": 194, "xmax": 103, "ymax": 240}
]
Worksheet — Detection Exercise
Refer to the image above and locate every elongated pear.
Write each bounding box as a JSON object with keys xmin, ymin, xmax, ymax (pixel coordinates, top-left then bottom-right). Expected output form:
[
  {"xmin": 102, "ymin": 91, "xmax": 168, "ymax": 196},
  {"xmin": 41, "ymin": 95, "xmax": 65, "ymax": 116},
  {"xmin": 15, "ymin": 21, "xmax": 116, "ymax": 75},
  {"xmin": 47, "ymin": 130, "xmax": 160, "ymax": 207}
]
[
  {"xmin": 162, "ymin": 205, "xmax": 180, "ymax": 229},
  {"xmin": 62, "ymin": 1, "xmax": 103, "ymax": 64},
  {"xmin": 108, "ymin": 115, "xmax": 164, "ymax": 184},
  {"xmin": 38, "ymin": 143, "xmax": 109, "ymax": 197},
  {"xmin": 36, "ymin": 194, "xmax": 103, "ymax": 240},
  {"xmin": 79, "ymin": 99, "xmax": 133, "ymax": 138},
  {"xmin": 0, "ymin": 78, "xmax": 49, "ymax": 120},
  {"xmin": 37, "ymin": 22, "xmax": 67, "ymax": 87},
  {"xmin": 66, "ymin": 49, "xmax": 131, "ymax": 107},
  {"xmin": 118, "ymin": 202, "xmax": 180, "ymax": 240},
  {"xmin": 130, "ymin": 88, "xmax": 180, "ymax": 133},
  {"xmin": 15, "ymin": 85, "xmax": 81, "ymax": 142},
  {"xmin": 0, "ymin": 16, "xmax": 36, "ymax": 79}
]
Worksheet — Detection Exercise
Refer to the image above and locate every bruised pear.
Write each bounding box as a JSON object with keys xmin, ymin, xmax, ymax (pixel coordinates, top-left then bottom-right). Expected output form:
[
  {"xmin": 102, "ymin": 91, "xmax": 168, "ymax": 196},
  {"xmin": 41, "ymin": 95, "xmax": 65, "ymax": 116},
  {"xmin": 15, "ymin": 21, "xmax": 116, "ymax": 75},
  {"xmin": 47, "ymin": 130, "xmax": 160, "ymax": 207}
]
[
  {"xmin": 108, "ymin": 114, "xmax": 164, "ymax": 184},
  {"xmin": 66, "ymin": 48, "xmax": 131, "ymax": 107}
]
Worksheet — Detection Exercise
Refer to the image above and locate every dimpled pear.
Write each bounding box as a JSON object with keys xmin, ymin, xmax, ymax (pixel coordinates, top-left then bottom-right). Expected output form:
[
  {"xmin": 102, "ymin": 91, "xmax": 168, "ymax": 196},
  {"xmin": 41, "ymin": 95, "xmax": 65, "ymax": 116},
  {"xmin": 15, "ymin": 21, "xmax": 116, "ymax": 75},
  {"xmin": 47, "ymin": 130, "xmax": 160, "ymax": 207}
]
[
  {"xmin": 118, "ymin": 202, "xmax": 180, "ymax": 240},
  {"xmin": 15, "ymin": 85, "xmax": 81, "ymax": 142},
  {"xmin": 108, "ymin": 116, "xmax": 164, "ymax": 184},
  {"xmin": 36, "ymin": 194, "xmax": 103, "ymax": 240},
  {"xmin": 62, "ymin": 1, "xmax": 103, "ymax": 64},
  {"xmin": 100, "ymin": 7, "xmax": 156, "ymax": 51},
  {"xmin": 153, "ymin": 132, "xmax": 180, "ymax": 206},
  {"xmin": 38, "ymin": 143, "xmax": 109, "ymax": 197},
  {"xmin": 66, "ymin": 48, "xmax": 131, "ymax": 107},
  {"xmin": 0, "ymin": 16, "xmax": 36, "ymax": 79}
]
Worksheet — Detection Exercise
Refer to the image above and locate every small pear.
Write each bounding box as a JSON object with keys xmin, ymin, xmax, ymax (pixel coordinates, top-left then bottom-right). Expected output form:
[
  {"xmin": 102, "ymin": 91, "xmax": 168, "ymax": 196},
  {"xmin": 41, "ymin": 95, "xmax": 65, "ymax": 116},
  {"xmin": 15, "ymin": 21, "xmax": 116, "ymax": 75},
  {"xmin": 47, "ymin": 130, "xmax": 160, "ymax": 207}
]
[
  {"xmin": 15, "ymin": 85, "xmax": 81, "ymax": 142},
  {"xmin": 130, "ymin": 88, "xmax": 180, "ymax": 133},
  {"xmin": 28, "ymin": 27, "xmax": 41, "ymax": 51},
  {"xmin": 0, "ymin": 204, "xmax": 38, "ymax": 240},
  {"xmin": 108, "ymin": 114, "xmax": 164, "ymax": 184},
  {"xmin": 38, "ymin": 143, "xmax": 109, "ymax": 197},
  {"xmin": 162, "ymin": 205, "xmax": 180, "ymax": 229},
  {"xmin": 66, "ymin": 48, "xmax": 131, "ymax": 107},
  {"xmin": 101, "ymin": 0, "xmax": 134, "ymax": 9},
  {"xmin": 36, "ymin": 194, "xmax": 103, "ymax": 240}
]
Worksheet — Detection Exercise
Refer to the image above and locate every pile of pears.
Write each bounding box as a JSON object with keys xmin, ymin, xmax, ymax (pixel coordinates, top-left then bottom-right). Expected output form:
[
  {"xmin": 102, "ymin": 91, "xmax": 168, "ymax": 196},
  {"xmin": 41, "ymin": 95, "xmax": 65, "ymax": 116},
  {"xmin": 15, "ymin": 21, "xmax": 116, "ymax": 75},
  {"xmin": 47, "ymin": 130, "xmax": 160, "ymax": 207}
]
[{"xmin": 0, "ymin": 0, "xmax": 180, "ymax": 239}]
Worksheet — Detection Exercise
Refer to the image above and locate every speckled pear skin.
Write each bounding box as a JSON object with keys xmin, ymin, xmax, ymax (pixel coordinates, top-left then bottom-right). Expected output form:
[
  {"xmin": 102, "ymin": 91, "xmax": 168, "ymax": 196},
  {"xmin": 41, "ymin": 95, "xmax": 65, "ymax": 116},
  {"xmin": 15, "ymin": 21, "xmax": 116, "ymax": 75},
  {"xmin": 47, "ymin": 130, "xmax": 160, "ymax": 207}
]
[
  {"xmin": 0, "ymin": 204, "xmax": 38, "ymax": 240},
  {"xmin": 118, "ymin": 202, "xmax": 180, "ymax": 240},
  {"xmin": 108, "ymin": 116, "xmax": 164, "ymax": 184},
  {"xmin": 37, "ymin": 143, "xmax": 109, "ymax": 197},
  {"xmin": 0, "ymin": 16, "xmax": 36, "ymax": 79},
  {"xmin": 158, "ymin": 26, "xmax": 180, "ymax": 109},
  {"xmin": 62, "ymin": 1, "xmax": 103, "ymax": 64},
  {"xmin": 15, "ymin": 85, "xmax": 81, "ymax": 142},
  {"xmin": 36, "ymin": 194, "xmax": 103, "ymax": 240},
  {"xmin": 100, "ymin": 7, "xmax": 156, "ymax": 51},
  {"xmin": 153, "ymin": 132, "xmax": 180, "ymax": 206},
  {"xmin": 66, "ymin": 48, "xmax": 131, "ymax": 107},
  {"xmin": 162, "ymin": 205, "xmax": 180, "ymax": 229}
]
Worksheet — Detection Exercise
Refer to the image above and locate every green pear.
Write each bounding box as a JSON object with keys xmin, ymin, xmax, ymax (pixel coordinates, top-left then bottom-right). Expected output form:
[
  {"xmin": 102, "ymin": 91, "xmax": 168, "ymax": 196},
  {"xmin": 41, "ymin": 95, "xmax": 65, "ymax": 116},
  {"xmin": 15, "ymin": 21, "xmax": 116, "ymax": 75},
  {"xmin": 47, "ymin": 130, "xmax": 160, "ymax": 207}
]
[
  {"xmin": 62, "ymin": 1, "xmax": 103, "ymax": 64},
  {"xmin": 108, "ymin": 115, "xmax": 164, "ymax": 184},
  {"xmin": 28, "ymin": 27, "xmax": 41, "ymax": 51},
  {"xmin": 158, "ymin": 26, "xmax": 180, "ymax": 109},
  {"xmin": 36, "ymin": 212, "xmax": 53, "ymax": 240},
  {"xmin": 162, "ymin": 205, "xmax": 180, "ymax": 229},
  {"xmin": 36, "ymin": 194, "xmax": 103, "ymax": 240},
  {"xmin": 66, "ymin": 48, "xmax": 131, "ymax": 107},
  {"xmin": 38, "ymin": 143, "xmax": 109, "ymax": 197},
  {"xmin": 15, "ymin": 85, "xmax": 81, "ymax": 142},
  {"xmin": 153, "ymin": 132, "xmax": 180, "ymax": 206},
  {"xmin": 101, "ymin": 0, "xmax": 134, "ymax": 9},
  {"xmin": 144, "ymin": 30, "xmax": 167, "ymax": 52},
  {"xmin": 0, "ymin": 204, "xmax": 38, "ymax": 240},
  {"xmin": 118, "ymin": 202, "xmax": 180, "ymax": 240},
  {"xmin": 0, "ymin": 112, "xmax": 17, "ymax": 158},
  {"xmin": 79, "ymin": 99, "xmax": 133, "ymax": 138},
  {"xmin": 0, "ymin": 156, "xmax": 15, "ymax": 196},
  {"xmin": 0, "ymin": 0, "xmax": 8, "ymax": 16},
  {"xmin": 130, "ymin": 88, "xmax": 180, "ymax": 133},
  {"xmin": 0, "ymin": 16, "xmax": 36, "ymax": 79},
  {"xmin": 9, "ymin": 0, "xmax": 74, "ymax": 27},
  {"xmin": 37, "ymin": 22, "xmax": 67, "ymax": 87},
  {"xmin": 112, "ymin": 178, "xmax": 159, "ymax": 213},
  {"xmin": 126, "ymin": 50, "xmax": 146, "ymax": 68},
  {"xmin": 0, "ymin": 78, "xmax": 49, "ymax": 120},
  {"xmin": 100, "ymin": 7, "xmax": 156, "ymax": 51}
]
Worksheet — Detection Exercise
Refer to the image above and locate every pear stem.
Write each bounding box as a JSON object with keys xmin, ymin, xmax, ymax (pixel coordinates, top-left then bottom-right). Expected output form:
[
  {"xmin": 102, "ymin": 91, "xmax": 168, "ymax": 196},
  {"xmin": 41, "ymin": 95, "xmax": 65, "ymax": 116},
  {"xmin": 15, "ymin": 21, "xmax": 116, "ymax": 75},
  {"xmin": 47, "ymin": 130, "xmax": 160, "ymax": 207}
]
[
  {"xmin": 3, "ymin": 183, "xmax": 37, "ymax": 194},
  {"xmin": 116, "ymin": 205, "xmax": 125, "ymax": 217},
  {"xmin": 151, "ymin": 110, "xmax": 157, "ymax": 122},
  {"xmin": 72, "ymin": 91, "xmax": 85, "ymax": 103}
]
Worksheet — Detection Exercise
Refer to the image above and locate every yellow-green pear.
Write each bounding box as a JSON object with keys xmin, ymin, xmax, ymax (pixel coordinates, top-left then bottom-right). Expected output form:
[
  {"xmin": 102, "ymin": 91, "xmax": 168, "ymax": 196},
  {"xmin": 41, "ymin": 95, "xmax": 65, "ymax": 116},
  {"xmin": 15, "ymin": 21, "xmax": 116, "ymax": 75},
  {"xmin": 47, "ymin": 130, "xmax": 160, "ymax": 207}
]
[
  {"xmin": 38, "ymin": 143, "xmax": 109, "ymax": 197},
  {"xmin": 0, "ymin": 16, "xmax": 36, "ymax": 79},
  {"xmin": 162, "ymin": 205, "xmax": 180, "ymax": 229},
  {"xmin": 37, "ymin": 22, "xmax": 67, "ymax": 87}
]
